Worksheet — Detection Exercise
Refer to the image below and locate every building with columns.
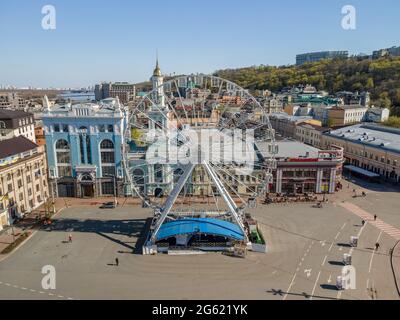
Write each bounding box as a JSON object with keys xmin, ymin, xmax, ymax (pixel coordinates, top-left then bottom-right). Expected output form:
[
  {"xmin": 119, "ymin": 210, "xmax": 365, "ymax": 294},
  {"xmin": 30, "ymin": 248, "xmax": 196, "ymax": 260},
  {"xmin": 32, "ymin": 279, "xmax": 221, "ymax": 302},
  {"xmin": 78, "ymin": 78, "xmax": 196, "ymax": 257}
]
[
  {"xmin": 256, "ymin": 140, "xmax": 344, "ymax": 194},
  {"xmin": 42, "ymin": 97, "xmax": 128, "ymax": 198}
]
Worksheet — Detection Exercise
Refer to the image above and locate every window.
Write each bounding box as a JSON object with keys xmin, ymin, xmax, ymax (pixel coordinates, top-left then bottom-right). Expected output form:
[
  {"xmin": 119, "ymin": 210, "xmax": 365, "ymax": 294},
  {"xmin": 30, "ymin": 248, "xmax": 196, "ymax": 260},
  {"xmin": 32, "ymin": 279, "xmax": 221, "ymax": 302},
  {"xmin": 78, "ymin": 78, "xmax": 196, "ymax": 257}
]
[
  {"xmin": 7, "ymin": 184, "xmax": 12, "ymax": 192},
  {"xmin": 0, "ymin": 121, "xmax": 6, "ymax": 129},
  {"xmin": 100, "ymin": 139, "xmax": 114, "ymax": 149},
  {"xmin": 100, "ymin": 139, "xmax": 115, "ymax": 177},
  {"xmin": 36, "ymin": 184, "xmax": 40, "ymax": 192},
  {"xmin": 101, "ymin": 182, "xmax": 114, "ymax": 195},
  {"xmin": 62, "ymin": 124, "xmax": 69, "ymax": 133},
  {"xmin": 56, "ymin": 139, "xmax": 72, "ymax": 177},
  {"xmin": 98, "ymin": 125, "xmax": 106, "ymax": 132},
  {"xmin": 54, "ymin": 124, "xmax": 60, "ymax": 132},
  {"xmin": 78, "ymin": 127, "xmax": 92, "ymax": 164},
  {"xmin": 107, "ymin": 125, "xmax": 114, "ymax": 133}
]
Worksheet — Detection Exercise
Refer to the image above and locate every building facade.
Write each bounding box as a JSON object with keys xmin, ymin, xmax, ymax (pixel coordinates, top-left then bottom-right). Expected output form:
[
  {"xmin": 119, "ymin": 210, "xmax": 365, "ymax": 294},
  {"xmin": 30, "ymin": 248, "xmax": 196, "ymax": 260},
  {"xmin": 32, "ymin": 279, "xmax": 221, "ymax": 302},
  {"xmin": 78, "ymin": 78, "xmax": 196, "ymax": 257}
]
[
  {"xmin": 0, "ymin": 109, "xmax": 36, "ymax": 143},
  {"xmin": 296, "ymin": 51, "xmax": 349, "ymax": 65},
  {"xmin": 0, "ymin": 92, "xmax": 26, "ymax": 110},
  {"xmin": 42, "ymin": 98, "xmax": 127, "ymax": 198},
  {"xmin": 322, "ymin": 124, "xmax": 400, "ymax": 183},
  {"xmin": 257, "ymin": 141, "xmax": 343, "ymax": 194},
  {"xmin": 327, "ymin": 105, "xmax": 368, "ymax": 127},
  {"xmin": 0, "ymin": 137, "xmax": 49, "ymax": 231},
  {"xmin": 295, "ymin": 122, "xmax": 328, "ymax": 148},
  {"xmin": 95, "ymin": 82, "xmax": 136, "ymax": 104},
  {"xmin": 269, "ymin": 112, "xmax": 322, "ymax": 139}
]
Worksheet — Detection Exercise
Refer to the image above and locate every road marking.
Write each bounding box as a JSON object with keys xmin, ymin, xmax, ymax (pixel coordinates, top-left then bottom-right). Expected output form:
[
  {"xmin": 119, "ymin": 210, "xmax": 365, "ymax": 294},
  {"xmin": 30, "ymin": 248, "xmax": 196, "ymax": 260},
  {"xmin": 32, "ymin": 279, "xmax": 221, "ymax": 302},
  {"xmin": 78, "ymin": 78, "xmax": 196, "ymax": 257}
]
[
  {"xmin": 283, "ymin": 241, "xmax": 314, "ymax": 300},
  {"xmin": 368, "ymin": 231, "xmax": 383, "ymax": 273},
  {"xmin": 339, "ymin": 202, "xmax": 400, "ymax": 240},
  {"xmin": 337, "ymin": 290, "xmax": 342, "ymax": 300},
  {"xmin": 283, "ymin": 274, "xmax": 297, "ymax": 300},
  {"xmin": 328, "ymin": 243, "xmax": 334, "ymax": 252},
  {"xmin": 321, "ymin": 255, "xmax": 328, "ymax": 266},
  {"xmin": 304, "ymin": 269, "xmax": 312, "ymax": 277},
  {"xmin": 335, "ymin": 232, "xmax": 341, "ymax": 240},
  {"xmin": 341, "ymin": 222, "xmax": 347, "ymax": 231},
  {"xmin": 328, "ymin": 275, "xmax": 332, "ymax": 283},
  {"xmin": 0, "ymin": 280, "xmax": 72, "ymax": 299},
  {"xmin": 310, "ymin": 271, "xmax": 321, "ymax": 300}
]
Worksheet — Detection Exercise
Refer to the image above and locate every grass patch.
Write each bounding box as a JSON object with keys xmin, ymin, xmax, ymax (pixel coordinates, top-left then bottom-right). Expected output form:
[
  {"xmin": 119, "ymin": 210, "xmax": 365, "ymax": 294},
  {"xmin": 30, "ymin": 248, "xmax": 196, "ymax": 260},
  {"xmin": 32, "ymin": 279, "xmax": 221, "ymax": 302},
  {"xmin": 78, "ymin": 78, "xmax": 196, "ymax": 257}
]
[{"xmin": 0, "ymin": 232, "xmax": 30, "ymax": 254}]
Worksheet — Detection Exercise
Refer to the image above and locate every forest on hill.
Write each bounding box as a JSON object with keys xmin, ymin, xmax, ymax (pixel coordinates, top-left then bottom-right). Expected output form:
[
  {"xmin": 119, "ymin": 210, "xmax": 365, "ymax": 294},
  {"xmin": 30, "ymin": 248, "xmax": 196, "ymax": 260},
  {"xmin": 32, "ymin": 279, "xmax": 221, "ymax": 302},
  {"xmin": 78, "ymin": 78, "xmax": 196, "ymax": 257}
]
[{"xmin": 215, "ymin": 56, "xmax": 400, "ymax": 116}]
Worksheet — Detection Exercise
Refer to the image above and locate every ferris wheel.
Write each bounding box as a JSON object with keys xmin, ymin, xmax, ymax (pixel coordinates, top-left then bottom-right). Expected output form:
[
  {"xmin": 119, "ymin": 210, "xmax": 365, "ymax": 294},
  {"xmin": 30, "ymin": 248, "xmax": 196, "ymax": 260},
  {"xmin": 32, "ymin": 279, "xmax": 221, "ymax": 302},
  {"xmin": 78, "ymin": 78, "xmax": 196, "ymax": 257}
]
[{"xmin": 122, "ymin": 74, "xmax": 277, "ymax": 250}]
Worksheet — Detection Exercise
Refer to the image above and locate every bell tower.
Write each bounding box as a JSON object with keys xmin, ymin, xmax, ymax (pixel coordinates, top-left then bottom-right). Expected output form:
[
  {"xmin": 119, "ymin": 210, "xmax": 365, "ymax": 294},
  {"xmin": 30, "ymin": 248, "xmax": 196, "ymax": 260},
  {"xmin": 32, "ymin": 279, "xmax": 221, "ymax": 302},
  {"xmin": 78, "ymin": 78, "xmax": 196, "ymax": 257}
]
[{"xmin": 151, "ymin": 55, "xmax": 165, "ymax": 107}]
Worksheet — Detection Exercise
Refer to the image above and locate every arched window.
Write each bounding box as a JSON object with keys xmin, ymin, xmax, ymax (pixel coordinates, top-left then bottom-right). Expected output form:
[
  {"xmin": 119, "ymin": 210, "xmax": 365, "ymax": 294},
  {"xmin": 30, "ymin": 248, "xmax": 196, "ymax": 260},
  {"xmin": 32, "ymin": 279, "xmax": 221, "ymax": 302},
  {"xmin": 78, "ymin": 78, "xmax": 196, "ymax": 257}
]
[
  {"xmin": 100, "ymin": 139, "xmax": 115, "ymax": 176},
  {"xmin": 0, "ymin": 121, "xmax": 6, "ymax": 129},
  {"xmin": 173, "ymin": 168, "xmax": 184, "ymax": 183},
  {"xmin": 56, "ymin": 139, "xmax": 69, "ymax": 150},
  {"xmin": 55, "ymin": 139, "xmax": 71, "ymax": 177},
  {"xmin": 100, "ymin": 139, "xmax": 114, "ymax": 149}
]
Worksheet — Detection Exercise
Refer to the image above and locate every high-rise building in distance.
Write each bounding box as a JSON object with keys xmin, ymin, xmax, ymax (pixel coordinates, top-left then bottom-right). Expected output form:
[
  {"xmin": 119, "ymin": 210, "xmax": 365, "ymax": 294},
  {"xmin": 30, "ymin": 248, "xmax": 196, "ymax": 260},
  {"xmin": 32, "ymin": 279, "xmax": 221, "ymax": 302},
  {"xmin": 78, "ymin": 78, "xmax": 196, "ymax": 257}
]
[{"xmin": 296, "ymin": 51, "xmax": 349, "ymax": 65}]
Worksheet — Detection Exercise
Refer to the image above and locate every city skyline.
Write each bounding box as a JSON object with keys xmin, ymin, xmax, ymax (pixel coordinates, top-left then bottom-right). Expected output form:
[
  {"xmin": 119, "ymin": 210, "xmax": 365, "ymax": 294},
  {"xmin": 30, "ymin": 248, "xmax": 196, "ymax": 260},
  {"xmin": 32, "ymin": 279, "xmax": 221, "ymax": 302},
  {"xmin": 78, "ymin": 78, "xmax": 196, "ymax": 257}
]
[{"xmin": 1, "ymin": 0, "xmax": 400, "ymax": 88}]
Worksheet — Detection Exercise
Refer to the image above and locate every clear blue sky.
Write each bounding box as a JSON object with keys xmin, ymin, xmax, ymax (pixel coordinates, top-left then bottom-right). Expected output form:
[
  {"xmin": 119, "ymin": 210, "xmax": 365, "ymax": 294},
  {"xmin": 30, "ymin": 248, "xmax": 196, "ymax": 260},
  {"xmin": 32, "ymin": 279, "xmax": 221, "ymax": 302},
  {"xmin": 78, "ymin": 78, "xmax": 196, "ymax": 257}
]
[{"xmin": 0, "ymin": 0, "xmax": 399, "ymax": 88}]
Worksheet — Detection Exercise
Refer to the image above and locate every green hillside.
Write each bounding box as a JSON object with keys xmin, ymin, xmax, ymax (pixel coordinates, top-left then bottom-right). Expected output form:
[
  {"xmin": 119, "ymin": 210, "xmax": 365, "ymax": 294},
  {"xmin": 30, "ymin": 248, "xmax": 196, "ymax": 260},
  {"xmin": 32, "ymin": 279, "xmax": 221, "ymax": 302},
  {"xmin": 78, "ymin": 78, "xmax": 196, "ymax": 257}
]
[{"xmin": 215, "ymin": 57, "xmax": 400, "ymax": 116}]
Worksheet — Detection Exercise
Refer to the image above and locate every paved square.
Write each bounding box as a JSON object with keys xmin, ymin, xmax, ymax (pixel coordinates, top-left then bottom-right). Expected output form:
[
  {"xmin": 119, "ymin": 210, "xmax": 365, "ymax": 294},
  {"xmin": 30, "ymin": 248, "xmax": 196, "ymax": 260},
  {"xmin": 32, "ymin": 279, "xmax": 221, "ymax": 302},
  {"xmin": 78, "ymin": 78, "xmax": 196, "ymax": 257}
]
[{"xmin": 0, "ymin": 179, "xmax": 399, "ymax": 300}]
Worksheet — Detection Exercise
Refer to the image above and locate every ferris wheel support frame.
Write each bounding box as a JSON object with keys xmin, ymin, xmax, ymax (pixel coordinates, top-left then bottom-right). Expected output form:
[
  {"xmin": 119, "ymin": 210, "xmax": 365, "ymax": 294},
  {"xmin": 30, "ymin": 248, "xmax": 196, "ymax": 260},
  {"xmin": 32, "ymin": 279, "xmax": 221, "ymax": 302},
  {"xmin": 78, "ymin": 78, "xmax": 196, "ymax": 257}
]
[{"xmin": 149, "ymin": 160, "xmax": 249, "ymax": 244}]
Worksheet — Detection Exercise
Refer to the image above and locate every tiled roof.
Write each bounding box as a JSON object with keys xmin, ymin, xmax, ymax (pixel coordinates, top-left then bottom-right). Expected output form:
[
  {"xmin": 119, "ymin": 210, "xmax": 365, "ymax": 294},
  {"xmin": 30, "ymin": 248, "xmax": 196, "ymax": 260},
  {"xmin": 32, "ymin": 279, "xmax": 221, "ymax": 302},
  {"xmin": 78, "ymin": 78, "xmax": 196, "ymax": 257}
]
[{"xmin": 0, "ymin": 136, "xmax": 38, "ymax": 159}]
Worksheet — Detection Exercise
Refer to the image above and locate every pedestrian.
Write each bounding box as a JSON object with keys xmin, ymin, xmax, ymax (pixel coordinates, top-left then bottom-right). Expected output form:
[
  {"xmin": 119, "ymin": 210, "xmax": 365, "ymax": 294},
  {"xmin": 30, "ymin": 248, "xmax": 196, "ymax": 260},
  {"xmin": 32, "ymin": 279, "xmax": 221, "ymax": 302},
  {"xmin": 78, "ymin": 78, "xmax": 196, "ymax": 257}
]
[
  {"xmin": 115, "ymin": 257, "xmax": 119, "ymax": 266},
  {"xmin": 68, "ymin": 233, "xmax": 72, "ymax": 243},
  {"xmin": 362, "ymin": 220, "xmax": 365, "ymax": 226},
  {"xmin": 374, "ymin": 214, "xmax": 377, "ymax": 221},
  {"xmin": 375, "ymin": 242, "xmax": 380, "ymax": 251}
]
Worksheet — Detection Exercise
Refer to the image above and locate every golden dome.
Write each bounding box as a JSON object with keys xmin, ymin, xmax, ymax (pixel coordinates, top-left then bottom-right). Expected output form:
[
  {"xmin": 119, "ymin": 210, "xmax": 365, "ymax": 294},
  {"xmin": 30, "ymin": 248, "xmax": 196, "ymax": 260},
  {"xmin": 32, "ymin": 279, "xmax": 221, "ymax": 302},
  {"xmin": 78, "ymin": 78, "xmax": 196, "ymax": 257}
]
[{"xmin": 153, "ymin": 59, "xmax": 162, "ymax": 77}]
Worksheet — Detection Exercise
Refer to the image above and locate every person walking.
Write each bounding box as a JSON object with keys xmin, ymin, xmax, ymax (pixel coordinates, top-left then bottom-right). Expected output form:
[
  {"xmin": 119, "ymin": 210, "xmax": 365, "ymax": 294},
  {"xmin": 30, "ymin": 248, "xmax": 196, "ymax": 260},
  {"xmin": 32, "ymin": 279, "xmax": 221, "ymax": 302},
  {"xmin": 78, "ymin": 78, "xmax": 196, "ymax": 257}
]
[
  {"xmin": 68, "ymin": 234, "xmax": 72, "ymax": 243},
  {"xmin": 375, "ymin": 242, "xmax": 380, "ymax": 251},
  {"xmin": 362, "ymin": 220, "xmax": 365, "ymax": 227},
  {"xmin": 374, "ymin": 214, "xmax": 377, "ymax": 221},
  {"xmin": 115, "ymin": 257, "xmax": 119, "ymax": 266}
]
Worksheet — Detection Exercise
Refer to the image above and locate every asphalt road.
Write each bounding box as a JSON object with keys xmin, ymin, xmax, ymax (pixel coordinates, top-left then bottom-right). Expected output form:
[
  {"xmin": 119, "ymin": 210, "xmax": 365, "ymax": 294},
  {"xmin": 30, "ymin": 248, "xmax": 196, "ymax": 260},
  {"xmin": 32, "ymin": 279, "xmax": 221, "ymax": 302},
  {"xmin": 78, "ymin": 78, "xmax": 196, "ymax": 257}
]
[{"xmin": 0, "ymin": 183, "xmax": 399, "ymax": 300}]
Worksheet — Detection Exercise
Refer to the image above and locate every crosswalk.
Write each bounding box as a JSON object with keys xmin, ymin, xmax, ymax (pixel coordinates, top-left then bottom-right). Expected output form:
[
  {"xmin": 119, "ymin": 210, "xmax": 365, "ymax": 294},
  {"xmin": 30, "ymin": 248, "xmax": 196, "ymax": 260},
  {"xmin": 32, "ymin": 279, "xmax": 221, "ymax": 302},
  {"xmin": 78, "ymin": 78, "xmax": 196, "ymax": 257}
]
[{"xmin": 339, "ymin": 202, "xmax": 400, "ymax": 241}]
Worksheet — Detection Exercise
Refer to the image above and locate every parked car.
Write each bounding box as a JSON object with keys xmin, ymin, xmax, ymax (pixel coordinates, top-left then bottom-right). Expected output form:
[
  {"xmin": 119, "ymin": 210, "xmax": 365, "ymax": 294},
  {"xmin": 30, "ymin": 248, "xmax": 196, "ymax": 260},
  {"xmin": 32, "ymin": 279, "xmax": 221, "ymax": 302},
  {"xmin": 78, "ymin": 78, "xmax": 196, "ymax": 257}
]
[{"xmin": 99, "ymin": 202, "xmax": 116, "ymax": 209}]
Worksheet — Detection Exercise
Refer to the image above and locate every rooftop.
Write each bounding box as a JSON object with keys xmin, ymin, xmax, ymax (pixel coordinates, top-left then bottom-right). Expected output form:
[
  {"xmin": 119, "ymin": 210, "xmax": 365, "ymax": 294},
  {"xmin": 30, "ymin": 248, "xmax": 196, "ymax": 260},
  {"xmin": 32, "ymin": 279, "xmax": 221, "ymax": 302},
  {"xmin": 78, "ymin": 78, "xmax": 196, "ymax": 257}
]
[
  {"xmin": 333, "ymin": 104, "xmax": 368, "ymax": 110},
  {"xmin": 325, "ymin": 124, "xmax": 400, "ymax": 154},
  {"xmin": 297, "ymin": 122, "xmax": 328, "ymax": 132},
  {"xmin": 270, "ymin": 112, "xmax": 314, "ymax": 123},
  {"xmin": 0, "ymin": 136, "xmax": 38, "ymax": 159},
  {"xmin": 0, "ymin": 109, "xmax": 33, "ymax": 120},
  {"xmin": 42, "ymin": 98, "xmax": 125, "ymax": 118},
  {"xmin": 256, "ymin": 140, "xmax": 320, "ymax": 159}
]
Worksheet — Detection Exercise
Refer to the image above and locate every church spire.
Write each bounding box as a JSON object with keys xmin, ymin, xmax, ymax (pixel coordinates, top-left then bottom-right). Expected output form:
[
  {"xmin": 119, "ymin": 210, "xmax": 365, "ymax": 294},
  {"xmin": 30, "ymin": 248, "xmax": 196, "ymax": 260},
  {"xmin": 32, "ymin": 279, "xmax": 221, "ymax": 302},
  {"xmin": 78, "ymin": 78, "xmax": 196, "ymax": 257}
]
[{"xmin": 153, "ymin": 51, "xmax": 162, "ymax": 77}]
